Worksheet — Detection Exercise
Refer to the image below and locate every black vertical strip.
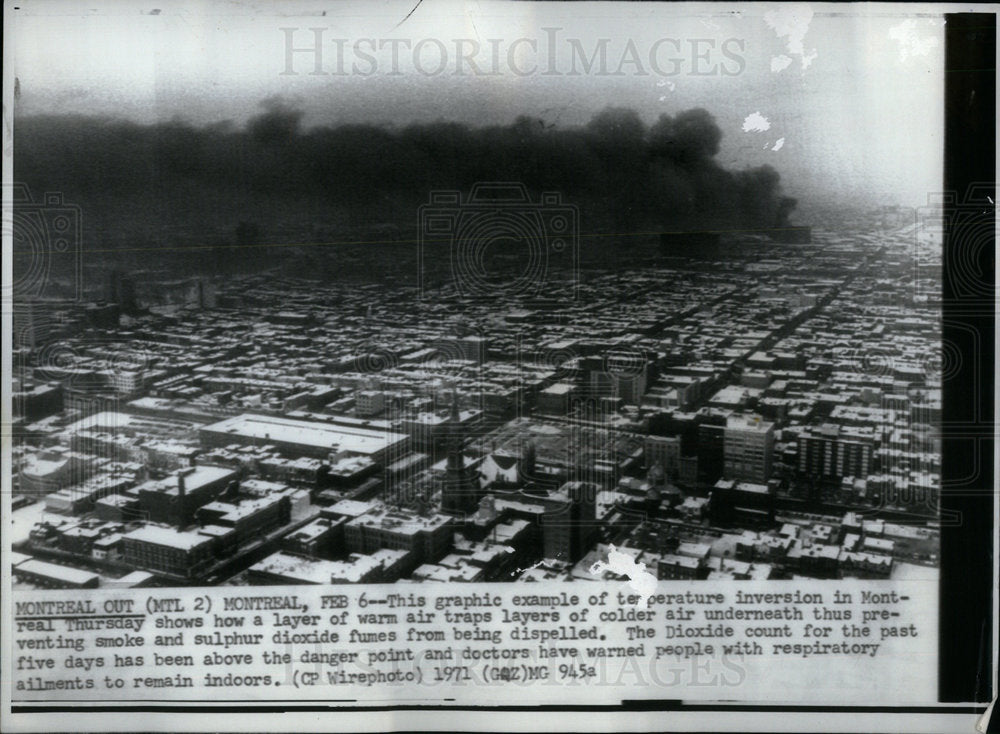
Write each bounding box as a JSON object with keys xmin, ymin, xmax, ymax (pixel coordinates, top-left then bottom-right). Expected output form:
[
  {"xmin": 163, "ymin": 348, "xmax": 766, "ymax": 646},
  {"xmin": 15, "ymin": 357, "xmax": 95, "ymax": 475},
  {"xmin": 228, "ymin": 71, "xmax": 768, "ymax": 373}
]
[{"xmin": 940, "ymin": 13, "xmax": 995, "ymax": 704}]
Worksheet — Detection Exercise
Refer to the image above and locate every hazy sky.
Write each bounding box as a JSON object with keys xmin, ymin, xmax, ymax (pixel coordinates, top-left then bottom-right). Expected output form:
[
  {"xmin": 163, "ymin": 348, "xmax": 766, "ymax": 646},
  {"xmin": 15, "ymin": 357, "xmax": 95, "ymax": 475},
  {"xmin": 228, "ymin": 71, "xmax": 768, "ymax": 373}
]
[{"xmin": 11, "ymin": 1, "xmax": 948, "ymax": 209}]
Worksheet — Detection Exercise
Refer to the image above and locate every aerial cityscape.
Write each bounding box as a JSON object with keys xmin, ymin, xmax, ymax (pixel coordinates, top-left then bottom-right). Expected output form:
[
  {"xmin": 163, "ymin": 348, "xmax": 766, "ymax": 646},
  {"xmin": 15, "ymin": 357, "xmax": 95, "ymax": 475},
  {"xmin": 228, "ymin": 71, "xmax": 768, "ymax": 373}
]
[
  {"xmin": 10, "ymin": 203, "xmax": 942, "ymax": 589},
  {"xmin": 10, "ymin": 6, "xmax": 995, "ymax": 732},
  {"xmin": 9, "ymin": 10, "xmax": 947, "ymax": 588}
]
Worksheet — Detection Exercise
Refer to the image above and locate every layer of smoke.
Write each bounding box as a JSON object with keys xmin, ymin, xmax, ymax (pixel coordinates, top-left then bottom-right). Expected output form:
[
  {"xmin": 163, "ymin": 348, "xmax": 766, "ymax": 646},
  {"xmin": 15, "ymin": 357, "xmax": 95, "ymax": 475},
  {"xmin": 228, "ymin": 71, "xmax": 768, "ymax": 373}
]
[{"xmin": 15, "ymin": 99, "xmax": 796, "ymax": 246}]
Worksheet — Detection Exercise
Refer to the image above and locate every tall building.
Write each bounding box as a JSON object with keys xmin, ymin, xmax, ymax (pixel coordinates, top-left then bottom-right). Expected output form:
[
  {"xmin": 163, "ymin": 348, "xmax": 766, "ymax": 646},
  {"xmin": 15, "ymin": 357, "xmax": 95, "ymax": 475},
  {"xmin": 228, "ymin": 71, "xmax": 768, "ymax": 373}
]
[
  {"xmin": 696, "ymin": 421, "xmax": 726, "ymax": 485},
  {"xmin": 356, "ymin": 389, "xmax": 385, "ymax": 416},
  {"xmin": 644, "ymin": 435, "xmax": 681, "ymax": 480},
  {"xmin": 581, "ymin": 351, "xmax": 656, "ymax": 407},
  {"xmin": 540, "ymin": 481, "xmax": 598, "ymax": 563},
  {"xmin": 723, "ymin": 415, "xmax": 775, "ymax": 483},
  {"xmin": 441, "ymin": 390, "xmax": 477, "ymax": 515},
  {"xmin": 798, "ymin": 424, "xmax": 874, "ymax": 479}
]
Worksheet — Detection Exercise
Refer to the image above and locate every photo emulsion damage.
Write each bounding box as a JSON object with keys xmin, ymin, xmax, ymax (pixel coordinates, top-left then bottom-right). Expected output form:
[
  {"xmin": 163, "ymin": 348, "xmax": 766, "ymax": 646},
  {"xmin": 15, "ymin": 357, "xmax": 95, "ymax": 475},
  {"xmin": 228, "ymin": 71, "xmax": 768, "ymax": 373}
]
[{"xmin": 2, "ymin": 2, "xmax": 995, "ymax": 732}]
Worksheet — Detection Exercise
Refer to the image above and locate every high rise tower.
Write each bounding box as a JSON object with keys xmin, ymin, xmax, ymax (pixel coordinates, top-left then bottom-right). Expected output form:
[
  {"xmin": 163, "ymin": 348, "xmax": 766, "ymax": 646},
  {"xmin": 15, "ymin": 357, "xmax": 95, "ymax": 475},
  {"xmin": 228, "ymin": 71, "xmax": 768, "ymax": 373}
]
[{"xmin": 441, "ymin": 388, "xmax": 476, "ymax": 516}]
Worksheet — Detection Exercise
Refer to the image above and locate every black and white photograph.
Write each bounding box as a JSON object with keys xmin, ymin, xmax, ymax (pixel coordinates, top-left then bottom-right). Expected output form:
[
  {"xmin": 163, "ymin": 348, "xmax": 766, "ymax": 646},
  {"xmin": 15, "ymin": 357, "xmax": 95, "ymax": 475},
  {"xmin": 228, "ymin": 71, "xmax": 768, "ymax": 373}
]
[{"xmin": 2, "ymin": 1, "xmax": 995, "ymax": 731}]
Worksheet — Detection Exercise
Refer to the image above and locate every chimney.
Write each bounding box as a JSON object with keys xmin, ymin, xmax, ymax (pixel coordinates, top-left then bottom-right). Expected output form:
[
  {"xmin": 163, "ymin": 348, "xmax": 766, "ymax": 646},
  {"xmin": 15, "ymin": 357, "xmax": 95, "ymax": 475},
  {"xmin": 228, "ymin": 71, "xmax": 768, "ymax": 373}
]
[
  {"xmin": 176, "ymin": 473, "xmax": 186, "ymax": 529},
  {"xmin": 176, "ymin": 467, "xmax": 195, "ymax": 529}
]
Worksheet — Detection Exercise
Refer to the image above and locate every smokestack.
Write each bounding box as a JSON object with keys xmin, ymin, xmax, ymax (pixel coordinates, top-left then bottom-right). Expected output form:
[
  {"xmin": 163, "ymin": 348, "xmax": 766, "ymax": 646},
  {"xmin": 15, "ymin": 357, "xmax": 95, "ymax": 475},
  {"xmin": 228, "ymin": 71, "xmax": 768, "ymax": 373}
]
[
  {"xmin": 176, "ymin": 467, "xmax": 195, "ymax": 529},
  {"xmin": 177, "ymin": 472, "xmax": 186, "ymax": 529}
]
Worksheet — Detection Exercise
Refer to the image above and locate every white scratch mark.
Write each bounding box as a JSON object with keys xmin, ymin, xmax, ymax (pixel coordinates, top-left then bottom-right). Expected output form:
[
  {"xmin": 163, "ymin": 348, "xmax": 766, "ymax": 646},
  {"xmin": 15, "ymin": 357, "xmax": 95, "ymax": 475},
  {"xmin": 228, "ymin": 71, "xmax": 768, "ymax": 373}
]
[
  {"xmin": 770, "ymin": 54, "xmax": 793, "ymax": 73},
  {"xmin": 589, "ymin": 544, "xmax": 657, "ymax": 608},
  {"xmin": 771, "ymin": 137, "xmax": 785, "ymax": 151},
  {"xmin": 889, "ymin": 19, "xmax": 940, "ymax": 62},
  {"xmin": 764, "ymin": 3, "xmax": 817, "ymax": 70},
  {"xmin": 655, "ymin": 80, "xmax": 676, "ymax": 99},
  {"xmin": 742, "ymin": 112, "xmax": 771, "ymax": 133}
]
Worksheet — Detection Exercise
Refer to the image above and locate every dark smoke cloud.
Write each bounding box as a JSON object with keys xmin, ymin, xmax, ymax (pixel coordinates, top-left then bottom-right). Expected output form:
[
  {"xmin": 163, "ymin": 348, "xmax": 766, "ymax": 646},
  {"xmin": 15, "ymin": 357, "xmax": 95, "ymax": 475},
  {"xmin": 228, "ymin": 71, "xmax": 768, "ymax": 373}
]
[
  {"xmin": 15, "ymin": 100, "xmax": 796, "ymax": 249},
  {"xmin": 249, "ymin": 96, "xmax": 304, "ymax": 145}
]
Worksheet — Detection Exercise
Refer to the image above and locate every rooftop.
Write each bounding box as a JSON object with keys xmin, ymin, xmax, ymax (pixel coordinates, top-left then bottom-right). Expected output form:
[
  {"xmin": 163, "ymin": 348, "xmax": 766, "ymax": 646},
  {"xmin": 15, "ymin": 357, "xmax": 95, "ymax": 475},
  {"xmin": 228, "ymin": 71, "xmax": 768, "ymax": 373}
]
[
  {"xmin": 726, "ymin": 414, "xmax": 774, "ymax": 432},
  {"xmin": 123, "ymin": 525, "xmax": 217, "ymax": 551},
  {"xmin": 16, "ymin": 559, "xmax": 101, "ymax": 584},
  {"xmin": 201, "ymin": 413, "xmax": 408, "ymax": 455},
  {"xmin": 348, "ymin": 505, "xmax": 452, "ymax": 534},
  {"xmin": 139, "ymin": 465, "xmax": 236, "ymax": 496}
]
